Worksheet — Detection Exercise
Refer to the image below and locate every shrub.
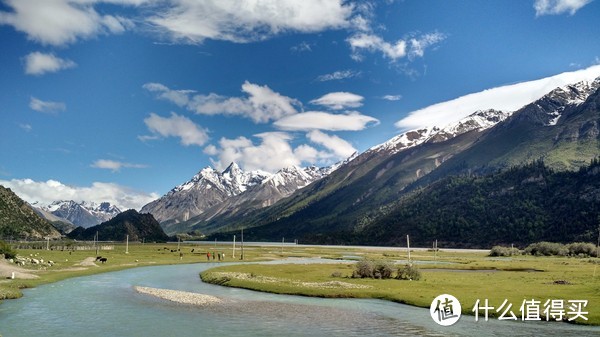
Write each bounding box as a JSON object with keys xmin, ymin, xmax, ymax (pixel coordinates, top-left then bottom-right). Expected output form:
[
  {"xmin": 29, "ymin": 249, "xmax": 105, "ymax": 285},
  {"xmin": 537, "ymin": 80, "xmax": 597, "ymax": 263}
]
[
  {"xmin": 524, "ymin": 242, "xmax": 568, "ymax": 256},
  {"xmin": 375, "ymin": 261, "xmax": 395, "ymax": 279},
  {"xmin": 396, "ymin": 264, "xmax": 421, "ymax": 281},
  {"xmin": 331, "ymin": 271, "xmax": 343, "ymax": 278},
  {"xmin": 566, "ymin": 242, "xmax": 598, "ymax": 257},
  {"xmin": 353, "ymin": 258, "xmax": 375, "ymax": 278},
  {"xmin": 489, "ymin": 245, "xmax": 521, "ymax": 257},
  {"xmin": 0, "ymin": 240, "xmax": 16, "ymax": 259}
]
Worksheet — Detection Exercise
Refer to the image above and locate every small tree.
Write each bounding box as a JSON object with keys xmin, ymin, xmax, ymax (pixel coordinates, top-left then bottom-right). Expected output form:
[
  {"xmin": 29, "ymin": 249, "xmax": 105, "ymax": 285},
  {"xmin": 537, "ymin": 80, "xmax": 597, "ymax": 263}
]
[
  {"xmin": 353, "ymin": 258, "xmax": 375, "ymax": 278},
  {"xmin": 0, "ymin": 240, "xmax": 16, "ymax": 259},
  {"xmin": 396, "ymin": 264, "xmax": 421, "ymax": 281},
  {"xmin": 375, "ymin": 261, "xmax": 395, "ymax": 279}
]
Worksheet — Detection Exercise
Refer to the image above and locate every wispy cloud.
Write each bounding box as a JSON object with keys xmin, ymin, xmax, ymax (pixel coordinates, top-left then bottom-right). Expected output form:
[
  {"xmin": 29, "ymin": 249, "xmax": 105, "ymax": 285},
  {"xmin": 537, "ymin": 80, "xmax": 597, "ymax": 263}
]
[
  {"xmin": 91, "ymin": 159, "xmax": 148, "ymax": 172},
  {"xmin": 144, "ymin": 81, "xmax": 300, "ymax": 123},
  {"xmin": 19, "ymin": 123, "xmax": 32, "ymax": 132},
  {"xmin": 142, "ymin": 112, "xmax": 209, "ymax": 146},
  {"xmin": 29, "ymin": 96, "xmax": 66, "ymax": 114},
  {"xmin": 534, "ymin": 0, "xmax": 592, "ymax": 16},
  {"xmin": 23, "ymin": 52, "xmax": 76, "ymax": 75},
  {"xmin": 395, "ymin": 64, "xmax": 600, "ymax": 129},
  {"xmin": 291, "ymin": 41, "xmax": 313, "ymax": 53},
  {"xmin": 347, "ymin": 31, "xmax": 446, "ymax": 62},
  {"xmin": 274, "ymin": 111, "xmax": 378, "ymax": 131},
  {"xmin": 316, "ymin": 69, "xmax": 361, "ymax": 82},
  {"xmin": 0, "ymin": 178, "xmax": 158, "ymax": 211},
  {"xmin": 381, "ymin": 94, "xmax": 402, "ymax": 101},
  {"xmin": 310, "ymin": 92, "xmax": 364, "ymax": 110}
]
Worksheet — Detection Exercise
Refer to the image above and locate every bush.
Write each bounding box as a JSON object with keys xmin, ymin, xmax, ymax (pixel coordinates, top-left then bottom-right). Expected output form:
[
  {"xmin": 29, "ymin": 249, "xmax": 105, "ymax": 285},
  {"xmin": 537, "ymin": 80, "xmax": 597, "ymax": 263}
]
[
  {"xmin": 489, "ymin": 245, "xmax": 521, "ymax": 257},
  {"xmin": 375, "ymin": 261, "xmax": 395, "ymax": 279},
  {"xmin": 396, "ymin": 264, "xmax": 421, "ymax": 281},
  {"xmin": 524, "ymin": 242, "xmax": 568, "ymax": 256},
  {"xmin": 353, "ymin": 258, "xmax": 375, "ymax": 278},
  {"xmin": 567, "ymin": 242, "xmax": 598, "ymax": 257},
  {"xmin": 0, "ymin": 240, "xmax": 16, "ymax": 259}
]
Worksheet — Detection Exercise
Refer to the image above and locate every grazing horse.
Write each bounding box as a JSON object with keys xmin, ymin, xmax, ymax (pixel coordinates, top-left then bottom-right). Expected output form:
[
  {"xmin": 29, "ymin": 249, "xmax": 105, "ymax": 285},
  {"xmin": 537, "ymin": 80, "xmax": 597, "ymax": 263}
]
[
  {"xmin": 99, "ymin": 257, "xmax": 107, "ymax": 264},
  {"xmin": 95, "ymin": 256, "xmax": 102, "ymax": 261}
]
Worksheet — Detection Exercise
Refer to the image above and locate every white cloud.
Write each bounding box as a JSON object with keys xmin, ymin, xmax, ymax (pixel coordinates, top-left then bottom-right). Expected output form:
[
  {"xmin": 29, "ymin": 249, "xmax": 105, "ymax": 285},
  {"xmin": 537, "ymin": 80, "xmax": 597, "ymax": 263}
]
[
  {"xmin": 203, "ymin": 144, "xmax": 218, "ymax": 155},
  {"xmin": 274, "ymin": 111, "xmax": 379, "ymax": 131},
  {"xmin": 408, "ymin": 32, "xmax": 446, "ymax": 60},
  {"xmin": 19, "ymin": 123, "xmax": 32, "ymax": 132},
  {"xmin": 316, "ymin": 69, "xmax": 361, "ymax": 81},
  {"xmin": 142, "ymin": 112, "xmax": 209, "ymax": 146},
  {"xmin": 91, "ymin": 159, "xmax": 148, "ymax": 172},
  {"xmin": 290, "ymin": 41, "xmax": 313, "ymax": 53},
  {"xmin": 0, "ymin": 0, "xmax": 138, "ymax": 46},
  {"xmin": 148, "ymin": 0, "xmax": 353, "ymax": 44},
  {"xmin": 382, "ymin": 94, "xmax": 402, "ymax": 101},
  {"xmin": 210, "ymin": 132, "xmax": 302, "ymax": 172},
  {"xmin": 395, "ymin": 64, "xmax": 600, "ymax": 129},
  {"xmin": 534, "ymin": 0, "xmax": 592, "ymax": 16},
  {"xmin": 307, "ymin": 130, "xmax": 356, "ymax": 158},
  {"xmin": 207, "ymin": 131, "xmax": 356, "ymax": 172},
  {"xmin": 0, "ymin": 178, "xmax": 158, "ymax": 211},
  {"xmin": 23, "ymin": 52, "xmax": 76, "ymax": 75},
  {"xmin": 310, "ymin": 92, "xmax": 364, "ymax": 110},
  {"xmin": 29, "ymin": 96, "xmax": 66, "ymax": 114},
  {"xmin": 347, "ymin": 33, "xmax": 406, "ymax": 61},
  {"xmin": 144, "ymin": 81, "xmax": 300, "ymax": 123},
  {"xmin": 347, "ymin": 31, "xmax": 445, "ymax": 62}
]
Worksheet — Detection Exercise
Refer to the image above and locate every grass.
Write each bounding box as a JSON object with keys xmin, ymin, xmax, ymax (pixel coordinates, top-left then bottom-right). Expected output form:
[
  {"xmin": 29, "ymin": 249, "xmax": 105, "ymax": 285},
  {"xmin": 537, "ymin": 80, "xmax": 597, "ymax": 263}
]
[
  {"xmin": 200, "ymin": 250, "xmax": 600, "ymax": 325},
  {"xmin": 3, "ymin": 243, "xmax": 600, "ymax": 326},
  {"xmin": 0, "ymin": 241, "xmax": 278, "ymax": 302}
]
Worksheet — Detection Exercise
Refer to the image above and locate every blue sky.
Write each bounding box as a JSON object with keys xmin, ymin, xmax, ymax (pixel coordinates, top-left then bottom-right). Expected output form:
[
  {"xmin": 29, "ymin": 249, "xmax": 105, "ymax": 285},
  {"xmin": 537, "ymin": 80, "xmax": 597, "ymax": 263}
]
[{"xmin": 1, "ymin": 0, "xmax": 599, "ymax": 209}]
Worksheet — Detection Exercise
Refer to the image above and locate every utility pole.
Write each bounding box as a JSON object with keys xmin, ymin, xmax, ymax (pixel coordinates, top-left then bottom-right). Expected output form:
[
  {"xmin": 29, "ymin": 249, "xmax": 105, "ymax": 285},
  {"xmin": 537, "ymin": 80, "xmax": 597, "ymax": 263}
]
[
  {"xmin": 407, "ymin": 234, "xmax": 411, "ymax": 263},
  {"xmin": 125, "ymin": 235, "xmax": 129, "ymax": 254},
  {"xmin": 281, "ymin": 237, "xmax": 284, "ymax": 255},
  {"xmin": 95, "ymin": 231, "xmax": 99, "ymax": 256},
  {"xmin": 240, "ymin": 228, "xmax": 244, "ymax": 260},
  {"xmin": 177, "ymin": 236, "xmax": 181, "ymax": 251},
  {"xmin": 232, "ymin": 235, "xmax": 236, "ymax": 258},
  {"xmin": 46, "ymin": 237, "xmax": 50, "ymax": 250}
]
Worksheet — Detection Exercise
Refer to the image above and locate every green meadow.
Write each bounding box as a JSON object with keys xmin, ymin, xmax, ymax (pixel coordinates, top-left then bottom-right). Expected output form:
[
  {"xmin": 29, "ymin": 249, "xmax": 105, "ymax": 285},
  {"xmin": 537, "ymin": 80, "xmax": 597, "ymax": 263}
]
[{"xmin": 1, "ymin": 243, "xmax": 599, "ymax": 325}]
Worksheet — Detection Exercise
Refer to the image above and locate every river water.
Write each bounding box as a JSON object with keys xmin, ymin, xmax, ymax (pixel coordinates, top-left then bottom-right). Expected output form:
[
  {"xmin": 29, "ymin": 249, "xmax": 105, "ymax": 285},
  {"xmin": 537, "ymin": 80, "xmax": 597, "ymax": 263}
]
[{"xmin": 0, "ymin": 261, "xmax": 598, "ymax": 336}]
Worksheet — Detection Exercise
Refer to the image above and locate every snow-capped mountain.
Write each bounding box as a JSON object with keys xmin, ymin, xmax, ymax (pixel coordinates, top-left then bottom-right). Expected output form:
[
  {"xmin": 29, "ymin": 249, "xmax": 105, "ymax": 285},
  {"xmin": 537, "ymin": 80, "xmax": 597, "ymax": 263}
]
[
  {"xmin": 140, "ymin": 162, "xmax": 272, "ymax": 225},
  {"xmin": 140, "ymin": 159, "xmax": 347, "ymax": 234},
  {"xmin": 368, "ymin": 109, "xmax": 511, "ymax": 156},
  {"xmin": 42, "ymin": 200, "xmax": 121, "ymax": 228},
  {"xmin": 517, "ymin": 77, "xmax": 600, "ymax": 126}
]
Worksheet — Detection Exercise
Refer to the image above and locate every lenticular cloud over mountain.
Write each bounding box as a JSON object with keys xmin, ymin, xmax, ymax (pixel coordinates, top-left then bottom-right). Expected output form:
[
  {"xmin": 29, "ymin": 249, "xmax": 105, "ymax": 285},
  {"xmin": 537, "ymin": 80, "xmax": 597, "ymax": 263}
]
[{"xmin": 396, "ymin": 64, "xmax": 600, "ymax": 130}]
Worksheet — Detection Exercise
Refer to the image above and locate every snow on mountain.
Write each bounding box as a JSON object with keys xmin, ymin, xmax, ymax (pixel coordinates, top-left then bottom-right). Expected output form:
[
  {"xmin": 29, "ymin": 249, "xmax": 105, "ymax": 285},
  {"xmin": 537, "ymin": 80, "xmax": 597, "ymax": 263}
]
[
  {"xmin": 367, "ymin": 77, "xmax": 600, "ymax": 158},
  {"xmin": 535, "ymin": 77, "xmax": 600, "ymax": 126},
  {"xmin": 42, "ymin": 200, "xmax": 122, "ymax": 228},
  {"xmin": 141, "ymin": 163, "xmax": 273, "ymax": 224}
]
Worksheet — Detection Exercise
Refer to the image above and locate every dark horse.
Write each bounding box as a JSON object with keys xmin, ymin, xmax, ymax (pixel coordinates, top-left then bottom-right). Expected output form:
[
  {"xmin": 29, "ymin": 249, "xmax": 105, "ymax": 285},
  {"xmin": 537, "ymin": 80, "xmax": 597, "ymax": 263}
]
[{"xmin": 99, "ymin": 257, "xmax": 107, "ymax": 264}]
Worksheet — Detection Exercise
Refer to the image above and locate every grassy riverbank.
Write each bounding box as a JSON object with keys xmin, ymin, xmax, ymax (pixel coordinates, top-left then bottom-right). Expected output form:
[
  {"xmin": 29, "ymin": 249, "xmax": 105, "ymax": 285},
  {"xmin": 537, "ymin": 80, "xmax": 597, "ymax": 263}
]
[
  {"xmin": 201, "ymin": 250, "xmax": 600, "ymax": 326},
  {"xmin": 0, "ymin": 241, "xmax": 279, "ymax": 302}
]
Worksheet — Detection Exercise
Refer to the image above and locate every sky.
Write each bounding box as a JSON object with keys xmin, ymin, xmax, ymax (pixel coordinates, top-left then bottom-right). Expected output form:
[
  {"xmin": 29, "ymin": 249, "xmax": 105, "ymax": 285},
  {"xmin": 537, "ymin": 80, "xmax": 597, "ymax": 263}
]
[{"xmin": 1, "ymin": 0, "xmax": 600, "ymax": 210}]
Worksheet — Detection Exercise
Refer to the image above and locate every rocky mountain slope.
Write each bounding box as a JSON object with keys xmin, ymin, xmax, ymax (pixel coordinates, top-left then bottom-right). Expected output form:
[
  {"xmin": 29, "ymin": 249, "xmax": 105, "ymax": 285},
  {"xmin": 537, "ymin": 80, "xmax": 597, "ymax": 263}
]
[{"xmin": 0, "ymin": 185, "xmax": 61, "ymax": 239}]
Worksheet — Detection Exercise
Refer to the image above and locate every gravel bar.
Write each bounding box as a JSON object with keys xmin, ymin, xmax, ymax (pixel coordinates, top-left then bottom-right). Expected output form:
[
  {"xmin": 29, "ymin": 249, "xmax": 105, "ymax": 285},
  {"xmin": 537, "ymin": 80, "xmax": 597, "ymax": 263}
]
[{"xmin": 134, "ymin": 286, "xmax": 223, "ymax": 306}]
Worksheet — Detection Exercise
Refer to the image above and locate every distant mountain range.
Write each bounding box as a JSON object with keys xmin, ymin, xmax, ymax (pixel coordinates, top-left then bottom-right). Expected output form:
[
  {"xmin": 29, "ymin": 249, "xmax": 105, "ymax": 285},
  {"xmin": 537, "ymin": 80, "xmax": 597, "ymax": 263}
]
[{"xmin": 35, "ymin": 200, "xmax": 122, "ymax": 229}]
